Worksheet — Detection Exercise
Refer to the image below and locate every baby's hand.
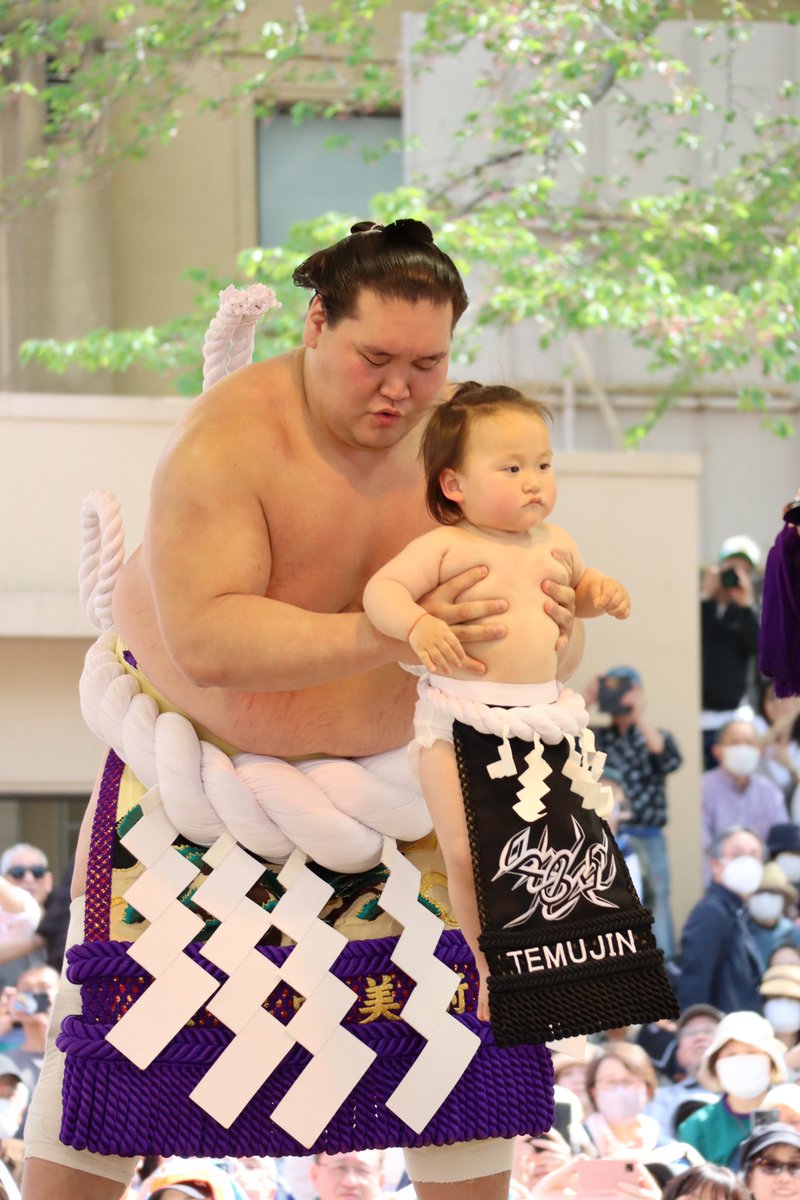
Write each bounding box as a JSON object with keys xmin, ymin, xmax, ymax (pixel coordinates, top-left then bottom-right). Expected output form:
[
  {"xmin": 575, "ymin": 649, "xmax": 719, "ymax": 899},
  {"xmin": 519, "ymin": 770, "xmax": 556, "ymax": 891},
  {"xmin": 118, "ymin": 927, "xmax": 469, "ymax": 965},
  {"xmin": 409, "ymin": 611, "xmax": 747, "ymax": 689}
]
[
  {"xmin": 409, "ymin": 613, "xmax": 466, "ymax": 674},
  {"xmin": 592, "ymin": 575, "xmax": 631, "ymax": 619}
]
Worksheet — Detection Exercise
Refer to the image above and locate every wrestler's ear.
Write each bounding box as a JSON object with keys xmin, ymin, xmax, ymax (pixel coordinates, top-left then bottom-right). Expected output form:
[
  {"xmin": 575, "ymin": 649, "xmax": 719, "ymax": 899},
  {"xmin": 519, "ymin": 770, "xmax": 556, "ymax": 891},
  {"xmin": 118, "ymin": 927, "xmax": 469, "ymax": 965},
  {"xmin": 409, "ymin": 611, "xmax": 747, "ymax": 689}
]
[
  {"xmin": 439, "ymin": 468, "xmax": 464, "ymax": 504},
  {"xmin": 303, "ymin": 294, "xmax": 327, "ymax": 348}
]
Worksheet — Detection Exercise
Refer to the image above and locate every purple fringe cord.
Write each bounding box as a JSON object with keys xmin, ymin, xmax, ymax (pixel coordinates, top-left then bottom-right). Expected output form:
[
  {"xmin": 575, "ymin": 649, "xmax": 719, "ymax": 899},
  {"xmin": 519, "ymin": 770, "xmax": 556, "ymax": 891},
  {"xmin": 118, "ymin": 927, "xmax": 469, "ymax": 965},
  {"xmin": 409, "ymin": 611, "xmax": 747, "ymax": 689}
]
[
  {"xmin": 760, "ymin": 523, "xmax": 800, "ymax": 697},
  {"xmin": 58, "ymin": 934, "xmax": 554, "ymax": 1157}
]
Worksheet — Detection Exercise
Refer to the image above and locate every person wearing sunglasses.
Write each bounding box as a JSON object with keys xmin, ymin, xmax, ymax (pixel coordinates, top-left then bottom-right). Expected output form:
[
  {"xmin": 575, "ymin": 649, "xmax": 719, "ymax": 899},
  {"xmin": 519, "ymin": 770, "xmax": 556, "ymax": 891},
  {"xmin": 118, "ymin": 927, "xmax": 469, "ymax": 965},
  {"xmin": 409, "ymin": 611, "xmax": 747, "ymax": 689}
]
[
  {"xmin": 0, "ymin": 847, "xmax": 52, "ymax": 992},
  {"xmin": 0, "ymin": 848, "xmax": 51, "ymax": 911},
  {"xmin": 740, "ymin": 1124, "xmax": 800, "ymax": 1200}
]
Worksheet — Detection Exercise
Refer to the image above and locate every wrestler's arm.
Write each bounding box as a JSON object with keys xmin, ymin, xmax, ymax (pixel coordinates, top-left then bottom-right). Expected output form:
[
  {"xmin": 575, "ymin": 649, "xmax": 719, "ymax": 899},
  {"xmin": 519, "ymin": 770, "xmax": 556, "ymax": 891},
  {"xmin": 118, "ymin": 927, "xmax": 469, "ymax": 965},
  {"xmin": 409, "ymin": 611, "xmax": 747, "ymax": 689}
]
[
  {"xmin": 147, "ymin": 416, "xmax": 500, "ymax": 690},
  {"xmin": 147, "ymin": 418, "xmax": 406, "ymax": 691}
]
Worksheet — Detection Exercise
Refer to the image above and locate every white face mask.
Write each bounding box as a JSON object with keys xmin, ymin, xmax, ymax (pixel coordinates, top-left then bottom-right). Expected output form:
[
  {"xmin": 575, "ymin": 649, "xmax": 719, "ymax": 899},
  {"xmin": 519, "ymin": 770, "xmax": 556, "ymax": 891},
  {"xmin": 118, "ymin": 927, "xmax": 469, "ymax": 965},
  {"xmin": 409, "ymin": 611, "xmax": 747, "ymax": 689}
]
[
  {"xmin": 747, "ymin": 892, "xmax": 785, "ymax": 925},
  {"xmin": 0, "ymin": 1097, "xmax": 21, "ymax": 1139},
  {"xmin": 595, "ymin": 1083, "xmax": 647, "ymax": 1124},
  {"xmin": 721, "ymin": 855, "xmax": 763, "ymax": 897},
  {"xmin": 715, "ymin": 1053, "xmax": 772, "ymax": 1099},
  {"xmin": 721, "ymin": 743, "xmax": 760, "ymax": 778},
  {"xmin": 776, "ymin": 853, "xmax": 800, "ymax": 884},
  {"xmin": 764, "ymin": 997, "xmax": 800, "ymax": 1035}
]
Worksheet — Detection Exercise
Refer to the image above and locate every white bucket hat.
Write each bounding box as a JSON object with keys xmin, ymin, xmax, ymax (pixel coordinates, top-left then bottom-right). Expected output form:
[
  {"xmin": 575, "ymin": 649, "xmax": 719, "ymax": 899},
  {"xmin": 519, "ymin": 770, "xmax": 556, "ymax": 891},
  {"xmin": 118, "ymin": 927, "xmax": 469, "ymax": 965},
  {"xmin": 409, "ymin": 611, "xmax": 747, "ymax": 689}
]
[{"xmin": 697, "ymin": 1009, "xmax": 787, "ymax": 1092}]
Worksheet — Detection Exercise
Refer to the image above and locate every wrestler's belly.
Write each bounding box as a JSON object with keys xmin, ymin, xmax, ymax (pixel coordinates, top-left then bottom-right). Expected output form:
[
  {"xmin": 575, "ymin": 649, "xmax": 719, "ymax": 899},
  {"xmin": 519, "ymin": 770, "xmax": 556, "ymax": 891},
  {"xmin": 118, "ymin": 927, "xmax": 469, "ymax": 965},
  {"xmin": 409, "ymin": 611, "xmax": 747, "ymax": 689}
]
[{"xmin": 138, "ymin": 660, "xmax": 418, "ymax": 758}]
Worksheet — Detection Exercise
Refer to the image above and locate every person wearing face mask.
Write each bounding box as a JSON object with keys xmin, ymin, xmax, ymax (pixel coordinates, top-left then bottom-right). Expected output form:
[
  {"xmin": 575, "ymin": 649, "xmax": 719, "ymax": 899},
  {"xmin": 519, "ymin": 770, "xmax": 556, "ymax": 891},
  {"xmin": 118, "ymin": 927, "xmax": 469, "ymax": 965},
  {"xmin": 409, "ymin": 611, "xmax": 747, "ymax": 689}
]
[
  {"xmin": 702, "ymin": 723, "xmax": 787, "ymax": 880},
  {"xmin": 678, "ymin": 827, "xmax": 767, "ymax": 1013},
  {"xmin": 677, "ymin": 1011, "xmax": 787, "ymax": 1167},
  {"xmin": 761, "ymin": 966, "xmax": 800, "ymax": 1060},
  {"xmin": 583, "ymin": 1044, "xmax": 700, "ymax": 1171},
  {"xmin": 768, "ymin": 827, "xmax": 800, "ymax": 896},
  {"xmin": 748, "ymin": 864, "xmax": 800, "ymax": 969}
]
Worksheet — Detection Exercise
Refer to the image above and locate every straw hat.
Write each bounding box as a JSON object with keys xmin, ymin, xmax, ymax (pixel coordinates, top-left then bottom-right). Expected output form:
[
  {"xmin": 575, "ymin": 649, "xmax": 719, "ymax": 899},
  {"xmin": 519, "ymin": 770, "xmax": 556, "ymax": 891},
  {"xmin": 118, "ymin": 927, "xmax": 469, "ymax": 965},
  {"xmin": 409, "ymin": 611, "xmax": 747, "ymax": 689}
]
[
  {"xmin": 761, "ymin": 963, "xmax": 800, "ymax": 1000},
  {"xmin": 758, "ymin": 861, "xmax": 798, "ymax": 903}
]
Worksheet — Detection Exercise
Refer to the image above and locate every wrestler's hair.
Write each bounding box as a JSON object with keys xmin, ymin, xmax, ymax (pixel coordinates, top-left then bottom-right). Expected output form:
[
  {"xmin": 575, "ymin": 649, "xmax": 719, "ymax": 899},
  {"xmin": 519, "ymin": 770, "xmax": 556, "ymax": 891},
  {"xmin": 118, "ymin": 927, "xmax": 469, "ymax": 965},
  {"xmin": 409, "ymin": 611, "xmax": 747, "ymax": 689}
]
[
  {"xmin": 585, "ymin": 1042, "xmax": 659, "ymax": 1102},
  {"xmin": 421, "ymin": 381, "xmax": 552, "ymax": 525},
  {"xmin": 292, "ymin": 219, "xmax": 468, "ymax": 329}
]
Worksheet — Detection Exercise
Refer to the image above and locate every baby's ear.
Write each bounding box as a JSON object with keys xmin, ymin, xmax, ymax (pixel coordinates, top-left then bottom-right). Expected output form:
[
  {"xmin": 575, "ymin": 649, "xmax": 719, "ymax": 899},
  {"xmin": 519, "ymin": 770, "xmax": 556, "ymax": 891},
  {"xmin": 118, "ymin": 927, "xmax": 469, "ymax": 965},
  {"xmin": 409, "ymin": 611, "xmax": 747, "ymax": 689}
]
[{"xmin": 439, "ymin": 468, "xmax": 463, "ymax": 503}]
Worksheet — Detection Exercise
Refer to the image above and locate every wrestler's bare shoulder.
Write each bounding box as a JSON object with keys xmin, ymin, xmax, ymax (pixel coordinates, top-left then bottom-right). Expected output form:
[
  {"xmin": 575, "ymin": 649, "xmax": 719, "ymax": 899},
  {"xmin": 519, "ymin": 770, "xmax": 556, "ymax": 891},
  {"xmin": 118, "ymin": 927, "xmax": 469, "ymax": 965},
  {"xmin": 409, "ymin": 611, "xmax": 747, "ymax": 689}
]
[{"xmin": 162, "ymin": 351, "xmax": 306, "ymax": 468}]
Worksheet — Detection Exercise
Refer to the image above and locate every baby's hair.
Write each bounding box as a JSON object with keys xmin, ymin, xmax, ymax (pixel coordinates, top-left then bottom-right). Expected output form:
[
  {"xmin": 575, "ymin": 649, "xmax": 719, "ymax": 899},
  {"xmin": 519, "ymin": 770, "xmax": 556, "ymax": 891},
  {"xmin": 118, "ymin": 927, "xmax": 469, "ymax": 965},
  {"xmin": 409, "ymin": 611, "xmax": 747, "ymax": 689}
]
[
  {"xmin": 422, "ymin": 381, "xmax": 552, "ymax": 525},
  {"xmin": 293, "ymin": 219, "xmax": 468, "ymax": 329}
]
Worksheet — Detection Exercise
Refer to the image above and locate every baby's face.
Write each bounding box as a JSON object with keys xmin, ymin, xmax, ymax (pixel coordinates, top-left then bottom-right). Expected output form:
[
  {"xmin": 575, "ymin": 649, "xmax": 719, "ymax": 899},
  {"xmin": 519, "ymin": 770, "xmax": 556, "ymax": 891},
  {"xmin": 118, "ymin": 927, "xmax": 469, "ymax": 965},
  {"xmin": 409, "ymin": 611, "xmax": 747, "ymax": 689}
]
[{"xmin": 444, "ymin": 409, "xmax": 557, "ymax": 533}]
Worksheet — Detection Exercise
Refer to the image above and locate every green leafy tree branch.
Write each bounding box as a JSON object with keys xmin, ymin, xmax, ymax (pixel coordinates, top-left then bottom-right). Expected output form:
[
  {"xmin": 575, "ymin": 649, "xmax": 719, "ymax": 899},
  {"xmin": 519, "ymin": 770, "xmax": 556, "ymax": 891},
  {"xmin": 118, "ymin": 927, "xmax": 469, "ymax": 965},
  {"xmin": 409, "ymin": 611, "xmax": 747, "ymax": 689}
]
[{"xmin": 9, "ymin": 0, "xmax": 800, "ymax": 442}]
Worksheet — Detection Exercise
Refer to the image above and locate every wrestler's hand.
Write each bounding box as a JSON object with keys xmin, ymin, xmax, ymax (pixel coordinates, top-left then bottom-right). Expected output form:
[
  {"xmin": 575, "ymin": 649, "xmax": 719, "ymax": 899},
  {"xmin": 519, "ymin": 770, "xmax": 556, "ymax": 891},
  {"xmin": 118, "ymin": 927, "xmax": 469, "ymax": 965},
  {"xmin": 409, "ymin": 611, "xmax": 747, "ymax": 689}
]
[
  {"xmin": 591, "ymin": 575, "xmax": 631, "ymax": 620},
  {"xmin": 542, "ymin": 550, "xmax": 577, "ymax": 652},
  {"xmin": 418, "ymin": 565, "xmax": 508, "ymax": 675},
  {"xmin": 409, "ymin": 613, "xmax": 466, "ymax": 675}
]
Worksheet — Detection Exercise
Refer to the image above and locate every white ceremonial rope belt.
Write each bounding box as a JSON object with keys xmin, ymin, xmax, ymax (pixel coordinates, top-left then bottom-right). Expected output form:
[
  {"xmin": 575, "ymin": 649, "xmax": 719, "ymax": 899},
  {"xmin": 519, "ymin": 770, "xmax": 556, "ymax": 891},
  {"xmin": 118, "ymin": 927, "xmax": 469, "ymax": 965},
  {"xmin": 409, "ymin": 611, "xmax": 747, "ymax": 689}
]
[
  {"xmin": 80, "ymin": 630, "xmax": 432, "ymax": 873},
  {"xmin": 415, "ymin": 675, "xmax": 613, "ymax": 822}
]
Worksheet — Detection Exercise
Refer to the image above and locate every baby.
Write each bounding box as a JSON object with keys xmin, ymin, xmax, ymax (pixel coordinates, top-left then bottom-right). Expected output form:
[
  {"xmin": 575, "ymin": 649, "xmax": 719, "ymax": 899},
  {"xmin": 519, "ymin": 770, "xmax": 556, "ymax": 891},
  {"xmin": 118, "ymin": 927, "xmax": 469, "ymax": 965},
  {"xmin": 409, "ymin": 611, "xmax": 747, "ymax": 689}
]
[{"xmin": 363, "ymin": 382, "xmax": 630, "ymax": 1024}]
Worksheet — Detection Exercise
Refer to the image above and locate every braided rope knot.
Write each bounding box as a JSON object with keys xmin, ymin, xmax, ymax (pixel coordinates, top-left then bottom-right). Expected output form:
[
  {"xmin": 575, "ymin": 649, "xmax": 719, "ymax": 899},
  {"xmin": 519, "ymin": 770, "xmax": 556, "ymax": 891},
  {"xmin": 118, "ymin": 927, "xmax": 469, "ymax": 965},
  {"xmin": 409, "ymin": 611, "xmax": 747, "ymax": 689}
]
[
  {"xmin": 202, "ymin": 284, "xmax": 281, "ymax": 390},
  {"xmin": 78, "ymin": 491, "xmax": 125, "ymax": 632},
  {"xmin": 416, "ymin": 676, "xmax": 590, "ymax": 743},
  {"xmin": 79, "ymin": 630, "xmax": 433, "ymax": 873},
  {"xmin": 76, "ymin": 489, "xmax": 431, "ymax": 873}
]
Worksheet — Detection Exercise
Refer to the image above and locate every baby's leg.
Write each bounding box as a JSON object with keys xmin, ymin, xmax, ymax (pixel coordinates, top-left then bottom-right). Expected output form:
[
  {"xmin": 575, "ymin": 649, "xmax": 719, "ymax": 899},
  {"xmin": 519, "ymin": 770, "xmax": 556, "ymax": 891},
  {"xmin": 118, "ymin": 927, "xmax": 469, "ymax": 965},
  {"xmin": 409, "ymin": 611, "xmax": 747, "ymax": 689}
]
[{"xmin": 418, "ymin": 740, "xmax": 490, "ymax": 1021}]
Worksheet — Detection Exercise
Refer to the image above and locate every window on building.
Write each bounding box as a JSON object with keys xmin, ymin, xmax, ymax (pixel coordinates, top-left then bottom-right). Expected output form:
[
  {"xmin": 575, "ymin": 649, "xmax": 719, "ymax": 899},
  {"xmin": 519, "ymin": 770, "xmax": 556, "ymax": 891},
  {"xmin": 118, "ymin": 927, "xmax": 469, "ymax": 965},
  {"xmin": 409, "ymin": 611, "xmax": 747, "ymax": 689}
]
[{"xmin": 257, "ymin": 111, "xmax": 403, "ymax": 246}]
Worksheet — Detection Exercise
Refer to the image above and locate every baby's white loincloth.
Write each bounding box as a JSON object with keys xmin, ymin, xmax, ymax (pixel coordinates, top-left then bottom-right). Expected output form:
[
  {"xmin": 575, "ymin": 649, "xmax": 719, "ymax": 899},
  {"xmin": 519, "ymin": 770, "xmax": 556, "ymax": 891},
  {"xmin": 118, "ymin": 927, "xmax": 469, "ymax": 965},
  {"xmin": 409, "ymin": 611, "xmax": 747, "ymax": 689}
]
[{"xmin": 410, "ymin": 675, "xmax": 589, "ymax": 778}]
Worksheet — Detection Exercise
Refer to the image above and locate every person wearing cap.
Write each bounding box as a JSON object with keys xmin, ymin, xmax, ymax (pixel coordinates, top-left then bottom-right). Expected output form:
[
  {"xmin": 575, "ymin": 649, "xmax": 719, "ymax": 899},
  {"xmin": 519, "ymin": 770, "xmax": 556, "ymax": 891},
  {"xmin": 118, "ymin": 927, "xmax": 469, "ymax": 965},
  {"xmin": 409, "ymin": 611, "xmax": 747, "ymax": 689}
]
[
  {"xmin": 768, "ymin": 827, "xmax": 800, "ymax": 892},
  {"xmin": 678, "ymin": 827, "xmax": 766, "ymax": 1015},
  {"xmin": 701, "ymin": 535, "xmax": 762, "ymax": 770},
  {"xmin": 646, "ymin": 1005, "xmax": 723, "ymax": 1137},
  {"xmin": 136, "ymin": 1158, "xmax": 244, "ymax": 1200},
  {"xmin": 739, "ymin": 1122, "xmax": 800, "ymax": 1200},
  {"xmin": 678, "ymin": 1011, "xmax": 787, "ymax": 1167},
  {"xmin": 748, "ymin": 865, "xmax": 800, "ymax": 969},
  {"xmin": 702, "ymin": 723, "xmax": 787, "ymax": 877},
  {"xmin": 588, "ymin": 666, "xmax": 682, "ymax": 959},
  {"xmin": 763, "ymin": 1084, "xmax": 800, "ymax": 1133},
  {"xmin": 761, "ymin": 965, "xmax": 800, "ymax": 1060}
]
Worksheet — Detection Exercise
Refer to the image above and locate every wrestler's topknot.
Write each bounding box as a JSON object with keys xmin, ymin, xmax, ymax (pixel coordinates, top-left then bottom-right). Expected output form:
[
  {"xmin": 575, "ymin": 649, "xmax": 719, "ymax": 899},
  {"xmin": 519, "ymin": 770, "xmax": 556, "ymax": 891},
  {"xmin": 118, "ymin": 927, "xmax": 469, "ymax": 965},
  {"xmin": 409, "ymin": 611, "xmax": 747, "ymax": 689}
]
[{"xmin": 292, "ymin": 220, "xmax": 468, "ymax": 328}]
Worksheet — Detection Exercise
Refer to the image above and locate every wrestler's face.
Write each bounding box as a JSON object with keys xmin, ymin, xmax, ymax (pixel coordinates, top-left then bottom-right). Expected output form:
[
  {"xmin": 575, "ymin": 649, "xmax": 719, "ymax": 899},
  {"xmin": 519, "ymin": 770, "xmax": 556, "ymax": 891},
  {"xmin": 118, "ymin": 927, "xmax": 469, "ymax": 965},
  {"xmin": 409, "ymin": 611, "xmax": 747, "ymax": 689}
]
[
  {"xmin": 310, "ymin": 1151, "xmax": 384, "ymax": 1200},
  {"xmin": 441, "ymin": 409, "xmax": 557, "ymax": 535},
  {"xmin": 303, "ymin": 289, "xmax": 452, "ymax": 451}
]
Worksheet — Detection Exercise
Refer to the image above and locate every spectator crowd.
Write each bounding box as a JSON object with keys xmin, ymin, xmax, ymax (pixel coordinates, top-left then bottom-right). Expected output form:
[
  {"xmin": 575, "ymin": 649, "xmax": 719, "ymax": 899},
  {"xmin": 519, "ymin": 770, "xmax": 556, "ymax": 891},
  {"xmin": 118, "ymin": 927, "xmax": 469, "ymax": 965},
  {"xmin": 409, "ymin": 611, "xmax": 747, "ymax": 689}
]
[{"xmin": 4, "ymin": 528, "xmax": 799, "ymax": 1199}]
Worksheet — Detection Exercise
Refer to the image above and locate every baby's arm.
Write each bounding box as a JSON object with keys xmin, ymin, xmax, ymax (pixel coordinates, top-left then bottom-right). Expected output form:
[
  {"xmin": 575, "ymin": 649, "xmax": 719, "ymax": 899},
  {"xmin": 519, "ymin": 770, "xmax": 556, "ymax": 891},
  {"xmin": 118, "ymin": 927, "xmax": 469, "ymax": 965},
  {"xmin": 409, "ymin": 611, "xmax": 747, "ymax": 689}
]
[
  {"xmin": 549, "ymin": 527, "xmax": 630, "ymax": 620},
  {"xmin": 574, "ymin": 568, "xmax": 631, "ymax": 619},
  {"xmin": 363, "ymin": 530, "xmax": 467, "ymax": 673}
]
